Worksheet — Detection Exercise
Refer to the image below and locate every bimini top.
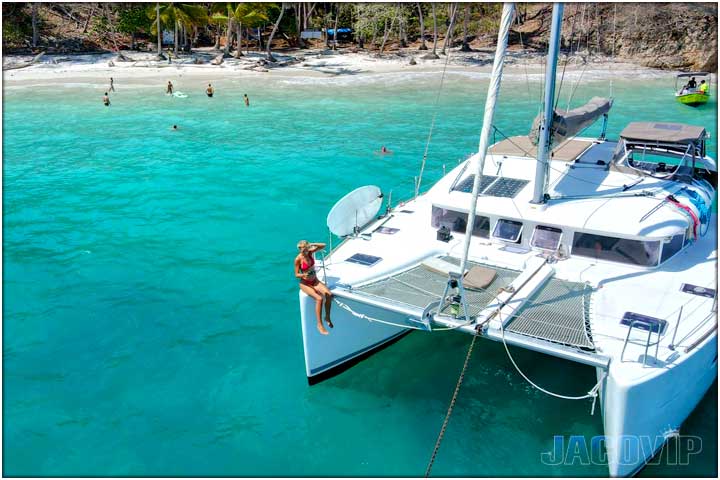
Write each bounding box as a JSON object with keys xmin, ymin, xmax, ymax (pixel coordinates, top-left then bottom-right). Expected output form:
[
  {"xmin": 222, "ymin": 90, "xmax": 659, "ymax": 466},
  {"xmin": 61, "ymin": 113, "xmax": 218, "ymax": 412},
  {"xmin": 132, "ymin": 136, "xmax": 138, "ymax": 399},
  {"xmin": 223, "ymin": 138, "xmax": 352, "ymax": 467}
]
[
  {"xmin": 619, "ymin": 122, "xmax": 707, "ymax": 145},
  {"xmin": 676, "ymin": 71, "xmax": 710, "ymax": 78}
]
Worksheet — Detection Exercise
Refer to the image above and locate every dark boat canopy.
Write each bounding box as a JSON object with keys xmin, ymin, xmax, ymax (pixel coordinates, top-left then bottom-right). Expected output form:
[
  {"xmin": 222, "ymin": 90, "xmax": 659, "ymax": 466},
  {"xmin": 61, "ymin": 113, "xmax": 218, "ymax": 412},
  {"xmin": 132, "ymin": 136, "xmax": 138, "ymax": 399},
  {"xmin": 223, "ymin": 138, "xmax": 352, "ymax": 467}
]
[
  {"xmin": 529, "ymin": 97, "xmax": 613, "ymax": 146},
  {"xmin": 676, "ymin": 72, "xmax": 710, "ymax": 78},
  {"xmin": 619, "ymin": 122, "xmax": 707, "ymax": 144}
]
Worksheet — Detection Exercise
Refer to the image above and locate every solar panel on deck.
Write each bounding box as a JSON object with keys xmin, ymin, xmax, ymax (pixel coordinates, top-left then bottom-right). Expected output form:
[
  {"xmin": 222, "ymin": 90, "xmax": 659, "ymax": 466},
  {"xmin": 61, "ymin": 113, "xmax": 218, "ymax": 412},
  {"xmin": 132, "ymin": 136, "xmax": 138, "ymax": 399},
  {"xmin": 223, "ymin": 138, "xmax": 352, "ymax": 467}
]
[
  {"xmin": 453, "ymin": 175, "xmax": 498, "ymax": 193},
  {"xmin": 483, "ymin": 177, "xmax": 529, "ymax": 198},
  {"xmin": 346, "ymin": 253, "xmax": 382, "ymax": 266}
]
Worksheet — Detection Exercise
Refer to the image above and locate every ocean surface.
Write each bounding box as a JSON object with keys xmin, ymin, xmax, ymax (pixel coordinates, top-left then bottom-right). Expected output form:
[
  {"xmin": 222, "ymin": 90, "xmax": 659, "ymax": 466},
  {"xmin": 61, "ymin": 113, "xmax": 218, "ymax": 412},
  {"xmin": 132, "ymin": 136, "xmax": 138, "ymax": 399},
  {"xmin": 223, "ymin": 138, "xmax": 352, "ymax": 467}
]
[{"xmin": 3, "ymin": 68, "xmax": 717, "ymax": 476}]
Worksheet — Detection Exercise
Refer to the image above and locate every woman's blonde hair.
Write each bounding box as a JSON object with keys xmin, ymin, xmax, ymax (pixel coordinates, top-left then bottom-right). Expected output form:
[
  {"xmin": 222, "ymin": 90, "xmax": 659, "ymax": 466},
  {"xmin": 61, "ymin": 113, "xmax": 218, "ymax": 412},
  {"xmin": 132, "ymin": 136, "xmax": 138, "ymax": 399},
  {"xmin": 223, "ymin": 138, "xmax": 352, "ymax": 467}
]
[{"xmin": 297, "ymin": 240, "xmax": 309, "ymax": 251}]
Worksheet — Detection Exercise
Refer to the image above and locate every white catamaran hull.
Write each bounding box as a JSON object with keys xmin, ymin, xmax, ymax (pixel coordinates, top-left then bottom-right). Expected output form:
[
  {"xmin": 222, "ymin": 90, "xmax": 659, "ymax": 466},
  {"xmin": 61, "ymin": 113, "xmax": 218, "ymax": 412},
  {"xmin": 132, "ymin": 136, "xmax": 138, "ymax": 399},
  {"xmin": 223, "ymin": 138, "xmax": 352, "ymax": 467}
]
[
  {"xmin": 299, "ymin": 291, "xmax": 410, "ymax": 379},
  {"xmin": 602, "ymin": 333, "xmax": 717, "ymax": 477}
]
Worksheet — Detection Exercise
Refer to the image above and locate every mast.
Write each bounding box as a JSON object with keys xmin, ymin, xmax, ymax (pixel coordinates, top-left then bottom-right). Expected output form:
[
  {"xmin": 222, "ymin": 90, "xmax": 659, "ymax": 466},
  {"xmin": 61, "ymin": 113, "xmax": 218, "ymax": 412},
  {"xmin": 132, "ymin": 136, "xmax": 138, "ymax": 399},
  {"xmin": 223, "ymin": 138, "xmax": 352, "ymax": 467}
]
[
  {"xmin": 531, "ymin": 3, "xmax": 564, "ymax": 204},
  {"xmin": 459, "ymin": 3, "xmax": 515, "ymax": 274}
]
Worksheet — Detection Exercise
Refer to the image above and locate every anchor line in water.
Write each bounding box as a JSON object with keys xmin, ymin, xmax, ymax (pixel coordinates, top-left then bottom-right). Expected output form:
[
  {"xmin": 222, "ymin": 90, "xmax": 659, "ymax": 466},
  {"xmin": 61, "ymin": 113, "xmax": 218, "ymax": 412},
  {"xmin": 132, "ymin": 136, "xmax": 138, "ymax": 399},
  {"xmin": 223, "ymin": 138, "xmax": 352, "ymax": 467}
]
[{"xmin": 425, "ymin": 329, "xmax": 479, "ymax": 478}]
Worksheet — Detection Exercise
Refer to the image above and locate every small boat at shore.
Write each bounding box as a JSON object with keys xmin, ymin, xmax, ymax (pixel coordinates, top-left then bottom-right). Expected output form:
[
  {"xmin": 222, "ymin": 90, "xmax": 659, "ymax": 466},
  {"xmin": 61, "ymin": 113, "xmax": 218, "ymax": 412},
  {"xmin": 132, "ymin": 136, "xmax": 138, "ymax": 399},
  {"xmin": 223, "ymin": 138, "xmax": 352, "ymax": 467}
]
[
  {"xmin": 675, "ymin": 72, "xmax": 711, "ymax": 106},
  {"xmin": 298, "ymin": 3, "xmax": 716, "ymax": 476}
]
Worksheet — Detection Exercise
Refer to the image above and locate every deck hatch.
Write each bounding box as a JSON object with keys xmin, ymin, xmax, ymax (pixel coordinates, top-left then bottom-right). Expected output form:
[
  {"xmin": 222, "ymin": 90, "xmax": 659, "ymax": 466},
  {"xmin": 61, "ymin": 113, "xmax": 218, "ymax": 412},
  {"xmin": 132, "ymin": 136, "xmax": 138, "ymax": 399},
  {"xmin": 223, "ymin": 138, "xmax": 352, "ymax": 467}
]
[
  {"xmin": 680, "ymin": 283, "xmax": 716, "ymax": 299},
  {"xmin": 620, "ymin": 312, "xmax": 668, "ymax": 334},
  {"xmin": 374, "ymin": 226, "xmax": 399, "ymax": 235},
  {"xmin": 346, "ymin": 253, "xmax": 382, "ymax": 266}
]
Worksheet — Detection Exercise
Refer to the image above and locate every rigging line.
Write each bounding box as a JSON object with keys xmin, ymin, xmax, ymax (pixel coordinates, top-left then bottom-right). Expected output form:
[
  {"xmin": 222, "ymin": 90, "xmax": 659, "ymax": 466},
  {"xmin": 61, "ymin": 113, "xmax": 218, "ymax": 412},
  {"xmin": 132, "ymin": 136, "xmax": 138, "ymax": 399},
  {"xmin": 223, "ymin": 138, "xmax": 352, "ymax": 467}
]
[
  {"xmin": 415, "ymin": 41, "xmax": 454, "ymax": 198},
  {"xmin": 553, "ymin": 13, "xmax": 574, "ymax": 112},
  {"xmin": 516, "ymin": 23, "xmax": 533, "ymax": 109},
  {"xmin": 564, "ymin": 58, "xmax": 590, "ymax": 111},
  {"xmin": 610, "ymin": 3, "xmax": 617, "ymax": 97},
  {"xmin": 498, "ymin": 309, "xmax": 606, "ymax": 411},
  {"xmin": 425, "ymin": 330, "xmax": 478, "ymax": 478}
]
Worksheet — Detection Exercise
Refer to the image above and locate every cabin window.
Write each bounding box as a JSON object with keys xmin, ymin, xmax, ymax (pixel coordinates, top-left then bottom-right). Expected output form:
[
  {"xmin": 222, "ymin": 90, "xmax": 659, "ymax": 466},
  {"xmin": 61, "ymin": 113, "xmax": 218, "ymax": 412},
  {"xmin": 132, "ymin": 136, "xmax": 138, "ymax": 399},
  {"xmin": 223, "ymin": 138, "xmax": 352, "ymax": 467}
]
[
  {"xmin": 431, "ymin": 206, "xmax": 489, "ymax": 238},
  {"xmin": 492, "ymin": 219, "xmax": 523, "ymax": 243},
  {"xmin": 571, "ymin": 233, "xmax": 661, "ymax": 267},
  {"xmin": 660, "ymin": 234, "xmax": 685, "ymax": 263},
  {"xmin": 531, "ymin": 225, "xmax": 563, "ymax": 251}
]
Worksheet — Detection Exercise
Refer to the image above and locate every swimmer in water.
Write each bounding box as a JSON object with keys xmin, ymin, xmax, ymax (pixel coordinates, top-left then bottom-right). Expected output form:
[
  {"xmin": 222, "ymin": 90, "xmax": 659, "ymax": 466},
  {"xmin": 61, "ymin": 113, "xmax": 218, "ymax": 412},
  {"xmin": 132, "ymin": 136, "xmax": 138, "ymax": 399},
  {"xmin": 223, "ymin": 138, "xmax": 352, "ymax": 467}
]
[
  {"xmin": 206, "ymin": 83, "xmax": 214, "ymax": 97},
  {"xmin": 171, "ymin": 124, "xmax": 178, "ymax": 131},
  {"xmin": 381, "ymin": 146, "xmax": 388, "ymax": 153},
  {"xmin": 243, "ymin": 94, "xmax": 250, "ymax": 106},
  {"xmin": 103, "ymin": 92, "xmax": 111, "ymax": 106}
]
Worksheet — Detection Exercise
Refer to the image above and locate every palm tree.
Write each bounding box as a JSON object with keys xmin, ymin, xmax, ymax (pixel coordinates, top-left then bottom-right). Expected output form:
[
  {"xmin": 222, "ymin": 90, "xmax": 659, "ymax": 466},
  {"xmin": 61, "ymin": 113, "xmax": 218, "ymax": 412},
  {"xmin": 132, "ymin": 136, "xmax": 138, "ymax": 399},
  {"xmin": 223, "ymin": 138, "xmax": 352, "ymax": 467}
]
[
  {"xmin": 460, "ymin": 3, "xmax": 472, "ymax": 52},
  {"xmin": 150, "ymin": 3, "xmax": 207, "ymax": 56},
  {"xmin": 234, "ymin": 3, "xmax": 269, "ymax": 57},
  {"xmin": 422, "ymin": 3, "xmax": 439, "ymax": 59},
  {"xmin": 170, "ymin": 3, "xmax": 207, "ymax": 54},
  {"xmin": 211, "ymin": 3, "xmax": 237, "ymax": 57},
  {"xmin": 441, "ymin": 3, "xmax": 458, "ymax": 55},
  {"xmin": 155, "ymin": 3, "xmax": 161, "ymax": 54},
  {"xmin": 416, "ymin": 3, "xmax": 427, "ymax": 50},
  {"xmin": 266, "ymin": 2, "xmax": 286, "ymax": 62},
  {"xmin": 31, "ymin": 3, "xmax": 39, "ymax": 48}
]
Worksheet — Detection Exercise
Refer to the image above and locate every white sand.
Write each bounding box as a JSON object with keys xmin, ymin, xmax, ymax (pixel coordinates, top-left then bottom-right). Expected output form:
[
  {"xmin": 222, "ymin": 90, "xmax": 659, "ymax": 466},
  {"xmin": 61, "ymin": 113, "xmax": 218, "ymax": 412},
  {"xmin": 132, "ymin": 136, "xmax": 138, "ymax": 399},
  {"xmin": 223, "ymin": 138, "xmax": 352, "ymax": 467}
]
[{"xmin": 3, "ymin": 47, "xmax": 669, "ymax": 90}]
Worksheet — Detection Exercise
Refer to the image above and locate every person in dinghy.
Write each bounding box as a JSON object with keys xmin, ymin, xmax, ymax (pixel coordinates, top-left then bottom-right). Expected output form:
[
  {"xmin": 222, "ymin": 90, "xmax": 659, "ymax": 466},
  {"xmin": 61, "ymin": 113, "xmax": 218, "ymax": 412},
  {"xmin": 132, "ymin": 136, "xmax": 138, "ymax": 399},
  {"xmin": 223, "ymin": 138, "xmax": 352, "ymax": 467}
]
[{"xmin": 295, "ymin": 240, "xmax": 333, "ymax": 335}]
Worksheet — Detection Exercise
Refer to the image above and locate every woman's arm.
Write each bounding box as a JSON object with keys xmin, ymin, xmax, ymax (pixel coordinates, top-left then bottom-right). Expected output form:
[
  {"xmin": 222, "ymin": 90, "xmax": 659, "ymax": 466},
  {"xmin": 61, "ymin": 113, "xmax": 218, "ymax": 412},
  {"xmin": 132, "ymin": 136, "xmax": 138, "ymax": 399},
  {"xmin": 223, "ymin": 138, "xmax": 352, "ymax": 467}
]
[
  {"xmin": 294, "ymin": 257, "xmax": 306, "ymax": 279},
  {"xmin": 308, "ymin": 242, "xmax": 326, "ymax": 253}
]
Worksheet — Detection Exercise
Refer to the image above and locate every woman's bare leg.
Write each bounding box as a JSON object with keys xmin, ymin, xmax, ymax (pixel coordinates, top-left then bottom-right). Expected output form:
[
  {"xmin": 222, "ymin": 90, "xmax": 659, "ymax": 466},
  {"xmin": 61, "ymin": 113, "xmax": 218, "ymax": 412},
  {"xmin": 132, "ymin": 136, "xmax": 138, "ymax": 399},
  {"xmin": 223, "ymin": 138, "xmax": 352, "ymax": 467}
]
[
  {"xmin": 315, "ymin": 282, "xmax": 333, "ymax": 327},
  {"xmin": 300, "ymin": 284, "xmax": 328, "ymax": 335}
]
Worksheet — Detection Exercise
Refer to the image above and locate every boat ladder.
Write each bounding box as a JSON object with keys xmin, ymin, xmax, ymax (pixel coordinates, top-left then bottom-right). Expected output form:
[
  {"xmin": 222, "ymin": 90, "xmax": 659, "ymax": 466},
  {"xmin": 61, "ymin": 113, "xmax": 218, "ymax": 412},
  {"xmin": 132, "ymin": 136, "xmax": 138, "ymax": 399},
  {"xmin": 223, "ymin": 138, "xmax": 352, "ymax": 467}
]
[{"xmin": 620, "ymin": 317, "xmax": 664, "ymax": 366}]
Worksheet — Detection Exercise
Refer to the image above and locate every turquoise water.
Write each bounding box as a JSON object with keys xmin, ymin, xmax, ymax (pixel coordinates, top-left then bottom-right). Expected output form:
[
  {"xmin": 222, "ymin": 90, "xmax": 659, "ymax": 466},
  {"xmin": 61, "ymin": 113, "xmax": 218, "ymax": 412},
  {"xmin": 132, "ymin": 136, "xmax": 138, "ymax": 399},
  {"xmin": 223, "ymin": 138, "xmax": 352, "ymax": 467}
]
[{"xmin": 3, "ymin": 70, "xmax": 717, "ymax": 476}]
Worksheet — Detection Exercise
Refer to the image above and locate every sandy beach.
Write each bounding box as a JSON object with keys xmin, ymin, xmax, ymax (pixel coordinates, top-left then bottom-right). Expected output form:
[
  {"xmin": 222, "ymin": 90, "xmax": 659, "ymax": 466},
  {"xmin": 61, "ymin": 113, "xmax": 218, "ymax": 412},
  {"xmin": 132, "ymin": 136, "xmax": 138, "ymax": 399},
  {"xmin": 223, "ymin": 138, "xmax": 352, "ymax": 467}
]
[{"xmin": 3, "ymin": 47, "xmax": 672, "ymax": 90}]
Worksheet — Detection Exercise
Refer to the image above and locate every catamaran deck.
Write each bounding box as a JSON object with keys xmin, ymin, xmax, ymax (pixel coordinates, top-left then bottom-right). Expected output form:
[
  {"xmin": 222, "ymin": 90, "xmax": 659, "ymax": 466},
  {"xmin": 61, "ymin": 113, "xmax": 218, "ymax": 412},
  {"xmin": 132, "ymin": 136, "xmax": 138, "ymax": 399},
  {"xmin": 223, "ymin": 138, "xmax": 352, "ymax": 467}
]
[{"xmin": 352, "ymin": 256, "xmax": 596, "ymax": 351}]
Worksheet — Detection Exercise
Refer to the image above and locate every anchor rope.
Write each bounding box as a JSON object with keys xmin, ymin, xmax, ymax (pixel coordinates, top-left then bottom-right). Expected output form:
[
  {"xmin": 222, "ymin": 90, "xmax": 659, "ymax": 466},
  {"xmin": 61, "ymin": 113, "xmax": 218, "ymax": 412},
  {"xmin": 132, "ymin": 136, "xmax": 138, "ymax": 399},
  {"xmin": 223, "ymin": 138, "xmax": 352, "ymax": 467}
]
[
  {"xmin": 333, "ymin": 298, "xmax": 425, "ymax": 330},
  {"xmin": 425, "ymin": 330, "xmax": 479, "ymax": 477}
]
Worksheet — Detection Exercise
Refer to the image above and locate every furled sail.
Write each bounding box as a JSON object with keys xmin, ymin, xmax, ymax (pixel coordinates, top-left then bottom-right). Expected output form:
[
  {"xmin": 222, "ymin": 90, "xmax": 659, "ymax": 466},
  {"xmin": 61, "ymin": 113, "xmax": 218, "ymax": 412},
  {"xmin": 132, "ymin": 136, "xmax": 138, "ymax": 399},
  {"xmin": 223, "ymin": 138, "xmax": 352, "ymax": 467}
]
[{"xmin": 529, "ymin": 97, "xmax": 613, "ymax": 146}]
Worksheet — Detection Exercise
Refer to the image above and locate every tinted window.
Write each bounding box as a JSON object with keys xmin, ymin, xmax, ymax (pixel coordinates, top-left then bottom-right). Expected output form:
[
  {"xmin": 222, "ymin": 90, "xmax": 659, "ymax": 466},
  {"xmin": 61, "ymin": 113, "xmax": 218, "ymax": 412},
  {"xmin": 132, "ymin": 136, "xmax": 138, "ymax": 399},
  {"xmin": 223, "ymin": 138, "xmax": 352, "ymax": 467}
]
[
  {"xmin": 431, "ymin": 206, "xmax": 490, "ymax": 238},
  {"xmin": 531, "ymin": 225, "xmax": 563, "ymax": 251},
  {"xmin": 493, "ymin": 219, "xmax": 523, "ymax": 243},
  {"xmin": 660, "ymin": 234, "xmax": 685, "ymax": 263},
  {"xmin": 572, "ymin": 233, "xmax": 660, "ymax": 266}
]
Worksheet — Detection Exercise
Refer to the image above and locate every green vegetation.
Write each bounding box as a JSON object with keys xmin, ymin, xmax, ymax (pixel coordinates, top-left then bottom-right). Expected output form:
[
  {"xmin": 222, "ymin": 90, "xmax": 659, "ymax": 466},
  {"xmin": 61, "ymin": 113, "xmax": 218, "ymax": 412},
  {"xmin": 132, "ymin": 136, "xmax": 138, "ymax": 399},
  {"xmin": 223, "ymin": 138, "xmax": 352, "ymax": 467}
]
[
  {"xmin": 1, "ymin": 2, "xmax": 514, "ymax": 57},
  {"xmin": 2, "ymin": 3, "xmax": 717, "ymax": 72}
]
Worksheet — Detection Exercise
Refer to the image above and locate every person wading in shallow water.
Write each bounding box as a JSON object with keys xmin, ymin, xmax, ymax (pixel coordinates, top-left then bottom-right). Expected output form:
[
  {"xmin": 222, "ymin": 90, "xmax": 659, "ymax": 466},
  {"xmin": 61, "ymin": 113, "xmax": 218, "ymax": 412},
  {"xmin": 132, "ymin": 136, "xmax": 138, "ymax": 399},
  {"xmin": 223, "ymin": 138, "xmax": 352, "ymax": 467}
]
[
  {"xmin": 243, "ymin": 93, "xmax": 250, "ymax": 106},
  {"xmin": 102, "ymin": 92, "xmax": 111, "ymax": 106},
  {"xmin": 295, "ymin": 240, "xmax": 333, "ymax": 335}
]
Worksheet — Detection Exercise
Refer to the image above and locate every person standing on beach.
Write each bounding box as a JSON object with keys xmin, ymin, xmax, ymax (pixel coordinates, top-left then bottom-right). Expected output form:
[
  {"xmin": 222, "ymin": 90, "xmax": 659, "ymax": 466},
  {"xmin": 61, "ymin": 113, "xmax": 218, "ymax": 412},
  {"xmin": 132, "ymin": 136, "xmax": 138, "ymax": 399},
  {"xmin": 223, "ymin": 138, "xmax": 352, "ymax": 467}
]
[
  {"xmin": 167, "ymin": 81, "xmax": 174, "ymax": 94},
  {"xmin": 109, "ymin": 77, "xmax": 115, "ymax": 92},
  {"xmin": 206, "ymin": 84, "xmax": 214, "ymax": 97},
  {"xmin": 102, "ymin": 92, "xmax": 111, "ymax": 106},
  {"xmin": 243, "ymin": 94, "xmax": 250, "ymax": 107}
]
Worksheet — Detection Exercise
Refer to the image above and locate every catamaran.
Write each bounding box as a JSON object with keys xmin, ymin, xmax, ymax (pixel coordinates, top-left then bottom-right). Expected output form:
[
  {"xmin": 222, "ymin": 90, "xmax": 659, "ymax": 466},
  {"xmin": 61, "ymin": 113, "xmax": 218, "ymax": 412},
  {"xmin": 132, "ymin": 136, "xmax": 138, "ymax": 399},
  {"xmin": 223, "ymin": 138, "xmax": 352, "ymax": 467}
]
[{"xmin": 298, "ymin": 3, "xmax": 717, "ymax": 476}]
